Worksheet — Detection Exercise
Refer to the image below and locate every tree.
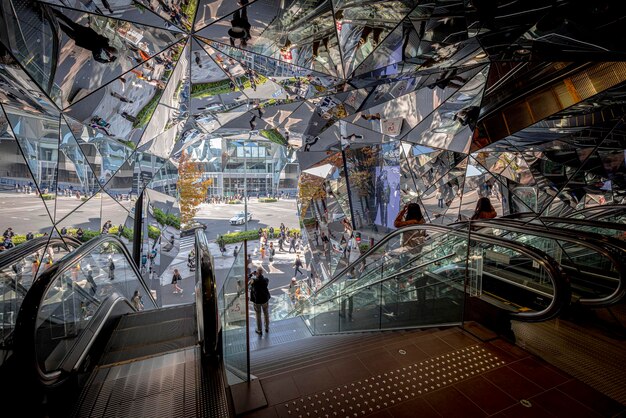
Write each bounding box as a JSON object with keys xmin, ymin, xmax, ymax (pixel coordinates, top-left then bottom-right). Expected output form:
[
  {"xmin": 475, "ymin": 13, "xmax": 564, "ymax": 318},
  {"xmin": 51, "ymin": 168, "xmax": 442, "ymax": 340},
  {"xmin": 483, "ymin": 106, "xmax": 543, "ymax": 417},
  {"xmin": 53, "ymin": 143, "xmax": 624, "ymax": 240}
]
[{"xmin": 177, "ymin": 151, "xmax": 212, "ymax": 226}]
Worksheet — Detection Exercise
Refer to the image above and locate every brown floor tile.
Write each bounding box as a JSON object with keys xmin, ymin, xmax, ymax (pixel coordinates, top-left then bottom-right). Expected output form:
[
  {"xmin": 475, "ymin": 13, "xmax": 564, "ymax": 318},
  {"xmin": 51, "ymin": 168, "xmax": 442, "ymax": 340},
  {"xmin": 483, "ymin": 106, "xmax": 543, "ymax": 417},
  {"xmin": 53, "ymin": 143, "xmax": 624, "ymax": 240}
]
[
  {"xmin": 273, "ymin": 403, "xmax": 292, "ymax": 418},
  {"xmin": 454, "ymin": 376, "xmax": 516, "ymax": 415},
  {"xmin": 481, "ymin": 342, "xmax": 520, "ymax": 364},
  {"xmin": 488, "ymin": 340, "xmax": 530, "ymax": 360},
  {"xmin": 325, "ymin": 357, "xmax": 372, "ymax": 385},
  {"xmin": 482, "ymin": 366, "xmax": 543, "ymax": 401},
  {"xmin": 291, "ymin": 366, "xmax": 337, "ymax": 396},
  {"xmin": 423, "ymin": 386, "xmax": 486, "ymax": 418},
  {"xmin": 462, "ymin": 322, "xmax": 498, "ymax": 341},
  {"xmin": 386, "ymin": 397, "xmax": 441, "ymax": 418},
  {"xmin": 438, "ymin": 329, "xmax": 480, "ymax": 349},
  {"xmin": 358, "ymin": 348, "xmax": 403, "ymax": 375},
  {"xmin": 556, "ymin": 379, "xmax": 626, "ymax": 417},
  {"xmin": 366, "ymin": 410, "xmax": 394, "ymax": 418},
  {"xmin": 507, "ymin": 357, "xmax": 569, "ymax": 390},
  {"xmin": 414, "ymin": 336, "xmax": 456, "ymax": 357},
  {"xmin": 241, "ymin": 406, "xmax": 278, "ymax": 418},
  {"xmin": 494, "ymin": 402, "xmax": 554, "ymax": 418},
  {"xmin": 385, "ymin": 342, "xmax": 430, "ymax": 366},
  {"xmin": 260, "ymin": 375, "xmax": 301, "ymax": 406},
  {"xmin": 531, "ymin": 388, "xmax": 603, "ymax": 418}
]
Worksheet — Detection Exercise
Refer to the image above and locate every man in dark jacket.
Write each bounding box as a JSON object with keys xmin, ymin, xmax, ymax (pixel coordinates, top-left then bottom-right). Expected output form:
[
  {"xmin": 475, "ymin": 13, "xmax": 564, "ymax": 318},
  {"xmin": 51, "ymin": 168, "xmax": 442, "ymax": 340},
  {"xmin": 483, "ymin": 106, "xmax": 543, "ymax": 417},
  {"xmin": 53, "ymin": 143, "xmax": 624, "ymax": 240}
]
[{"xmin": 249, "ymin": 266, "xmax": 271, "ymax": 335}]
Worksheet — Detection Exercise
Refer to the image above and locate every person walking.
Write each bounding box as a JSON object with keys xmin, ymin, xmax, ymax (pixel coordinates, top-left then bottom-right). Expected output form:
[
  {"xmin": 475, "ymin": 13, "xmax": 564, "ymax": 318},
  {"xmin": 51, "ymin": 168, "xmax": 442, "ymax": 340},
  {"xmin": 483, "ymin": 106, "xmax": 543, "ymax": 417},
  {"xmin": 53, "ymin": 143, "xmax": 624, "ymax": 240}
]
[
  {"xmin": 250, "ymin": 266, "xmax": 271, "ymax": 335},
  {"xmin": 436, "ymin": 189, "xmax": 444, "ymax": 208},
  {"xmin": 108, "ymin": 256, "xmax": 115, "ymax": 279},
  {"xmin": 131, "ymin": 290, "xmax": 144, "ymax": 311},
  {"xmin": 288, "ymin": 277, "xmax": 298, "ymax": 303},
  {"xmin": 294, "ymin": 254, "xmax": 304, "ymax": 276},
  {"xmin": 171, "ymin": 268, "xmax": 183, "ymax": 293},
  {"xmin": 86, "ymin": 268, "xmax": 97, "ymax": 296},
  {"xmin": 268, "ymin": 242, "xmax": 275, "ymax": 263}
]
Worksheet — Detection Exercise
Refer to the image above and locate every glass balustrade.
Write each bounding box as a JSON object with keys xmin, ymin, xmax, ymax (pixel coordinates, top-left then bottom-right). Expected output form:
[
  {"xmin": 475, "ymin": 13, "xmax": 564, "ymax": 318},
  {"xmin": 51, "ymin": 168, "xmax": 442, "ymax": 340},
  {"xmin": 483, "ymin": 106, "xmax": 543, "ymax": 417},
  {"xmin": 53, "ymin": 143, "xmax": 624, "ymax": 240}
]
[
  {"xmin": 296, "ymin": 226, "xmax": 566, "ymax": 335},
  {"xmin": 1, "ymin": 240, "xmax": 77, "ymax": 342},
  {"xmin": 217, "ymin": 244, "xmax": 248, "ymax": 384},
  {"xmin": 468, "ymin": 222, "xmax": 622, "ymax": 305},
  {"xmin": 35, "ymin": 239, "xmax": 156, "ymax": 374}
]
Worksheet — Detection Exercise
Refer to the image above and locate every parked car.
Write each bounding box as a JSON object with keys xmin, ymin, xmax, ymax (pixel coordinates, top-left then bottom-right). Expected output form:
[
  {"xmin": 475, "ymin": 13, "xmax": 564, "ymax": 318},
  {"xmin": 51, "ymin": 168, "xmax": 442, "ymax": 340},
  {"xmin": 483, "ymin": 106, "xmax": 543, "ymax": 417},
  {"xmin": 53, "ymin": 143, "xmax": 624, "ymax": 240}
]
[
  {"xmin": 181, "ymin": 221, "xmax": 207, "ymax": 237},
  {"xmin": 229, "ymin": 211, "xmax": 253, "ymax": 225}
]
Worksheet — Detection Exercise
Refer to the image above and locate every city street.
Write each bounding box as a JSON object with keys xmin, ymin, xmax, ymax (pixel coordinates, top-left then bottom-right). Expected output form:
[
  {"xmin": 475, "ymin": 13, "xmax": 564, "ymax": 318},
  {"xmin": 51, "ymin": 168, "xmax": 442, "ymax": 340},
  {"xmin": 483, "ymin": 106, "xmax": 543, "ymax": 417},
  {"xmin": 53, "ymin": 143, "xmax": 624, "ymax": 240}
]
[
  {"xmin": 159, "ymin": 198, "xmax": 307, "ymax": 308},
  {"xmin": 195, "ymin": 197, "xmax": 301, "ymax": 240}
]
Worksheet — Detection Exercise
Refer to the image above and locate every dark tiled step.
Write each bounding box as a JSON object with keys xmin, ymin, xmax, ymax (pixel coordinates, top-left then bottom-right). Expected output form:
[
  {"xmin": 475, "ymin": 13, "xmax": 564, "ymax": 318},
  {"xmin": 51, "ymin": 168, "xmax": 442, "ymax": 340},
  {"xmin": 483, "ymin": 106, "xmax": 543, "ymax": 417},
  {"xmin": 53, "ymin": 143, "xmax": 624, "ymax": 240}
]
[{"xmin": 251, "ymin": 328, "xmax": 443, "ymax": 379}]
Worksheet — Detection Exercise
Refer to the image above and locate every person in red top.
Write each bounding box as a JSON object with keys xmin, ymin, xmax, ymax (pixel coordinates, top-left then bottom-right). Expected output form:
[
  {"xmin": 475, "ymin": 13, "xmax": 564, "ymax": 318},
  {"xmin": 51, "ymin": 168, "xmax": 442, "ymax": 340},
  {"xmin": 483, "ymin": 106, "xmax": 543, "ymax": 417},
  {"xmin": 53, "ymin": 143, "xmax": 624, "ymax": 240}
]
[
  {"xmin": 394, "ymin": 203, "xmax": 426, "ymax": 249},
  {"xmin": 471, "ymin": 197, "xmax": 497, "ymax": 220}
]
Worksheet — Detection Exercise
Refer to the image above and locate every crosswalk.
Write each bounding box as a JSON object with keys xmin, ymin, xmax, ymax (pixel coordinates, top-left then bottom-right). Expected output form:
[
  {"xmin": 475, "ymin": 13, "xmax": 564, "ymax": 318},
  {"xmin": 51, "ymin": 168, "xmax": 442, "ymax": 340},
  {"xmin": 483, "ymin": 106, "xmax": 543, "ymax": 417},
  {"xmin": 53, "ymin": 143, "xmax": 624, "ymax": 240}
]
[{"xmin": 179, "ymin": 235, "xmax": 195, "ymax": 254}]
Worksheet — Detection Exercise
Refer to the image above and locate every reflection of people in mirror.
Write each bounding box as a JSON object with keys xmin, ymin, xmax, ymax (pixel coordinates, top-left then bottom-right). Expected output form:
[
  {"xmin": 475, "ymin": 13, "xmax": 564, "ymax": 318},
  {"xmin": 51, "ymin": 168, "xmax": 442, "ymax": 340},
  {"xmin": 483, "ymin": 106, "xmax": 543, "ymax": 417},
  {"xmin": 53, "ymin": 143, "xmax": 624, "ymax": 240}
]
[
  {"xmin": 52, "ymin": 9, "xmax": 118, "ymax": 63},
  {"xmin": 471, "ymin": 197, "xmax": 497, "ymax": 220},
  {"xmin": 229, "ymin": 0, "xmax": 251, "ymax": 47}
]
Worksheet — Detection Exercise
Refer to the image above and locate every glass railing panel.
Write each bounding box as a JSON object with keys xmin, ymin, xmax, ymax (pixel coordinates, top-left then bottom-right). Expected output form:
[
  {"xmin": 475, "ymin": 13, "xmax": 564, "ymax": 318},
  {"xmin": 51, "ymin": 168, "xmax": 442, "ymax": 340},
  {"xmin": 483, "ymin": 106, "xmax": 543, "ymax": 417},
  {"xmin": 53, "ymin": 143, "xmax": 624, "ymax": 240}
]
[
  {"xmin": 512, "ymin": 216, "xmax": 626, "ymax": 241},
  {"xmin": 35, "ymin": 240, "xmax": 154, "ymax": 374},
  {"xmin": 307, "ymin": 231, "xmax": 469, "ymax": 334},
  {"xmin": 475, "ymin": 226, "xmax": 619, "ymax": 302},
  {"xmin": 0, "ymin": 241, "xmax": 76, "ymax": 342},
  {"xmin": 468, "ymin": 240, "xmax": 555, "ymax": 314},
  {"xmin": 217, "ymin": 244, "xmax": 247, "ymax": 385},
  {"xmin": 336, "ymin": 230, "xmax": 466, "ymax": 300}
]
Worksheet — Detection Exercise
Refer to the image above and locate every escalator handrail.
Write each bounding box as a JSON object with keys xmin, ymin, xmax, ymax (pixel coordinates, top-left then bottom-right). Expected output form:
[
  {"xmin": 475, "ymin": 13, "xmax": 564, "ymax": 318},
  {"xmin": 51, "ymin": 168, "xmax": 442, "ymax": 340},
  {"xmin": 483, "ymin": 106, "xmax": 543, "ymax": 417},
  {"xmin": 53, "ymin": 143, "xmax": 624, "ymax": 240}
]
[
  {"xmin": 497, "ymin": 215, "xmax": 626, "ymax": 232},
  {"xmin": 13, "ymin": 235, "xmax": 156, "ymax": 385},
  {"xmin": 567, "ymin": 205, "xmax": 626, "ymax": 220},
  {"xmin": 0, "ymin": 236, "xmax": 81, "ymax": 271},
  {"xmin": 503, "ymin": 205, "xmax": 626, "ymax": 221},
  {"xmin": 194, "ymin": 229, "xmax": 220, "ymax": 356},
  {"xmin": 314, "ymin": 224, "xmax": 570, "ymax": 321},
  {"xmin": 453, "ymin": 218, "xmax": 626, "ymax": 306}
]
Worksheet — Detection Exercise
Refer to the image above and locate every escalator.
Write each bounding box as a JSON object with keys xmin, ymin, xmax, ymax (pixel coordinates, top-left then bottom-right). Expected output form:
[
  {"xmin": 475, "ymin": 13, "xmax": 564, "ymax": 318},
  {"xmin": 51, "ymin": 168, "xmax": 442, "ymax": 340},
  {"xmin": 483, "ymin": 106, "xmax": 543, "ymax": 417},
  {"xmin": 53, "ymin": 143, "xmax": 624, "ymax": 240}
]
[
  {"xmin": 504, "ymin": 205, "xmax": 626, "ymax": 224},
  {"xmin": 275, "ymin": 224, "xmax": 570, "ymax": 336},
  {"xmin": 6, "ymin": 231, "xmax": 227, "ymax": 418},
  {"xmin": 452, "ymin": 218, "xmax": 626, "ymax": 308},
  {"xmin": 0, "ymin": 235, "xmax": 80, "ymax": 346}
]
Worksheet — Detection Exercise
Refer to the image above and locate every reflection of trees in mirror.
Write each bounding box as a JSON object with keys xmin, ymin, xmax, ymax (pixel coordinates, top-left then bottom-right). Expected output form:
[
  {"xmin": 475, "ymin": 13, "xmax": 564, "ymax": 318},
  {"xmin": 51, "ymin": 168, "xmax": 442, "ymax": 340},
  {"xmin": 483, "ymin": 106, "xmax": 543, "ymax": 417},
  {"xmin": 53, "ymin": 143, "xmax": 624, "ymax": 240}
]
[
  {"xmin": 177, "ymin": 151, "xmax": 213, "ymax": 225},
  {"xmin": 152, "ymin": 207, "xmax": 181, "ymax": 229}
]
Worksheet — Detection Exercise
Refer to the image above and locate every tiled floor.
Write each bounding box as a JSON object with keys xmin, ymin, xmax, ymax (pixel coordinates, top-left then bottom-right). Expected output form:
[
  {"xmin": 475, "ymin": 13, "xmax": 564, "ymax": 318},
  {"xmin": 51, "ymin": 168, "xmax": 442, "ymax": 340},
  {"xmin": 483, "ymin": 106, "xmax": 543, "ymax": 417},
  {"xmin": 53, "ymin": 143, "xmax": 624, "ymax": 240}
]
[{"xmin": 240, "ymin": 327, "xmax": 626, "ymax": 417}]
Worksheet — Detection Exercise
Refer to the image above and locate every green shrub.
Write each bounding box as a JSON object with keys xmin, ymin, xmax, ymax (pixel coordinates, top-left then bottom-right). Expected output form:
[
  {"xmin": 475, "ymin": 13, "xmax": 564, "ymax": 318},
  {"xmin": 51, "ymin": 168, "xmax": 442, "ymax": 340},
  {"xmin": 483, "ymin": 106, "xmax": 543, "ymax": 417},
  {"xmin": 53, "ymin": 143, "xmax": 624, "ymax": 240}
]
[
  {"xmin": 259, "ymin": 198, "xmax": 278, "ymax": 203},
  {"xmin": 153, "ymin": 207, "xmax": 167, "ymax": 225},
  {"xmin": 133, "ymin": 91, "xmax": 163, "ymax": 128},
  {"xmin": 227, "ymin": 200, "xmax": 242, "ymax": 204},
  {"xmin": 80, "ymin": 229, "xmax": 101, "ymax": 242},
  {"xmin": 166, "ymin": 213, "xmax": 180, "ymax": 229},
  {"xmin": 148, "ymin": 225, "xmax": 160, "ymax": 240},
  {"xmin": 40, "ymin": 193, "xmax": 55, "ymax": 200},
  {"xmin": 359, "ymin": 244, "xmax": 370, "ymax": 253},
  {"xmin": 153, "ymin": 207, "xmax": 181, "ymax": 229},
  {"xmin": 222, "ymin": 230, "xmax": 259, "ymax": 244},
  {"xmin": 221, "ymin": 227, "xmax": 301, "ymax": 244}
]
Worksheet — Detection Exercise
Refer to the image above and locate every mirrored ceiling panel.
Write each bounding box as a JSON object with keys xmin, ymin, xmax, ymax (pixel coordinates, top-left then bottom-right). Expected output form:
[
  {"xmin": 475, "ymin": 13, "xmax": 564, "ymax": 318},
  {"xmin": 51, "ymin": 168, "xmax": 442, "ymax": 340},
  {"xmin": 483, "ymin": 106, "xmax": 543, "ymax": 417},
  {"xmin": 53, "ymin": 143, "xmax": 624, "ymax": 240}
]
[
  {"xmin": 3, "ymin": 105, "xmax": 60, "ymax": 216},
  {"xmin": 39, "ymin": 0, "xmax": 183, "ymax": 30},
  {"xmin": 1, "ymin": 4, "xmax": 186, "ymax": 108},
  {"xmin": 65, "ymin": 40, "xmax": 187, "ymax": 143}
]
